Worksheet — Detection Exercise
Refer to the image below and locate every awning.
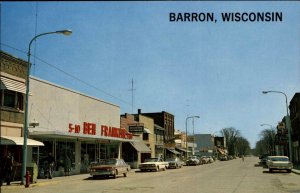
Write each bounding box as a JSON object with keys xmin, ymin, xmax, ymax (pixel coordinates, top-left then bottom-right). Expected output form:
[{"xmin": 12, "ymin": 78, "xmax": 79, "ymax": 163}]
[
  {"xmin": 0, "ymin": 136, "xmax": 44, "ymax": 146},
  {"xmin": 175, "ymin": 147, "xmax": 191, "ymax": 153},
  {"xmin": 143, "ymin": 128, "xmax": 151, "ymax": 134},
  {"xmin": 29, "ymin": 129, "xmax": 134, "ymax": 142},
  {"xmin": 0, "ymin": 76, "xmax": 26, "ymax": 94},
  {"xmin": 130, "ymin": 137, "xmax": 151, "ymax": 153},
  {"xmin": 167, "ymin": 148, "xmax": 180, "ymax": 155}
]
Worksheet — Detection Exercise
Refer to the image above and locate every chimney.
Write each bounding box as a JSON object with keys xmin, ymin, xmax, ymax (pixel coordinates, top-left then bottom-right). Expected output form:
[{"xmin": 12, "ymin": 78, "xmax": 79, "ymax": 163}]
[{"xmin": 138, "ymin": 109, "xmax": 141, "ymax": 114}]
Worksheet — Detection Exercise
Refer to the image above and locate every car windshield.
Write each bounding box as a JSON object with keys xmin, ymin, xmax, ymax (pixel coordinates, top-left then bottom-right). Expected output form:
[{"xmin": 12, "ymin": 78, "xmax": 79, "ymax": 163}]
[
  {"xmin": 271, "ymin": 157, "xmax": 289, "ymax": 162},
  {"xmin": 103, "ymin": 159, "xmax": 117, "ymax": 165},
  {"xmin": 144, "ymin": 158, "xmax": 159, "ymax": 162}
]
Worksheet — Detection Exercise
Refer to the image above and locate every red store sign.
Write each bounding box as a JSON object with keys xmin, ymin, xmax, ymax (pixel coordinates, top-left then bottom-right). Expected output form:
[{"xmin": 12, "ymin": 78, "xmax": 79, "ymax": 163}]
[{"xmin": 68, "ymin": 122, "xmax": 132, "ymax": 139}]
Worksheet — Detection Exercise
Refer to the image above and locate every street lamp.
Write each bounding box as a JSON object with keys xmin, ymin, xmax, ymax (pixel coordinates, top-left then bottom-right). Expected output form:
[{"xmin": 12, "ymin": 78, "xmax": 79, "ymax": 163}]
[
  {"xmin": 185, "ymin": 115, "xmax": 200, "ymax": 161},
  {"xmin": 262, "ymin": 90, "xmax": 292, "ymax": 162},
  {"xmin": 21, "ymin": 29, "xmax": 72, "ymax": 184}
]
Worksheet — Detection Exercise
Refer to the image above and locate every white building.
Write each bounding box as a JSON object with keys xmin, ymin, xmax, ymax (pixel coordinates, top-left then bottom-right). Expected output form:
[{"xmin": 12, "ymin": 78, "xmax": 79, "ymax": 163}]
[{"xmin": 28, "ymin": 77, "xmax": 133, "ymax": 176}]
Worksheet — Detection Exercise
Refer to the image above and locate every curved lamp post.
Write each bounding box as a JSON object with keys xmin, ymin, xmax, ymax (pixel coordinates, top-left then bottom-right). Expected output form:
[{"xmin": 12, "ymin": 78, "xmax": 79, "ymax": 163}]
[
  {"xmin": 262, "ymin": 90, "xmax": 292, "ymax": 162},
  {"xmin": 185, "ymin": 115, "xmax": 200, "ymax": 161},
  {"xmin": 21, "ymin": 30, "xmax": 72, "ymax": 184}
]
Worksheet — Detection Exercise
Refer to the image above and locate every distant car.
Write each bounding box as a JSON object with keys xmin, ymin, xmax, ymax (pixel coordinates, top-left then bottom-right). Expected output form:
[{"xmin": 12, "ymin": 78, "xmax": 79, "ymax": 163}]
[
  {"xmin": 259, "ymin": 154, "xmax": 269, "ymax": 166},
  {"xmin": 219, "ymin": 155, "xmax": 228, "ymax": 161},
  {"xmin": 267, "ymin": 156, "xmax": 293, "ymax": 173},
  {"xmin": 166, "ymin": 157, "xmax": 184, "ymax": 169},
  {"xmin": 139, "ymin": 157, "xmax": 168, "ymax": 172},
  {"xmin": 199, "ymin": 156, "xmax": 209, "ymax": 164},
  {"xmin": 186, "ymin": 156, "xmax": 200, "ymax": 166},
  {"xmin": 90, "ymin": 158, "xmax": 130, "ymax": 179}
]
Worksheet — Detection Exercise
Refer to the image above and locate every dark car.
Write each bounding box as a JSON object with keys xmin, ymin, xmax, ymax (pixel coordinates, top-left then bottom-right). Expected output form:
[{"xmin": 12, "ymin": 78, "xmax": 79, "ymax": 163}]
[
  {"xmin": 259, "ymin": 154, "xmax": 269, "ymax": 166},
  {"xmin": 89, "ymin": 158, "xmax": 130, "ymax": 179}
]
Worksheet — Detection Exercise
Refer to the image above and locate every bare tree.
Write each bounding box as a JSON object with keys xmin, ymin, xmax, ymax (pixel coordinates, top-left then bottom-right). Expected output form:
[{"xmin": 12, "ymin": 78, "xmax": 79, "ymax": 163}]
[
  {"xmin": 258, "ymin": 128, "xmax": 276, "ymax": 156},
  {"xmin": 220, "ymin": 127, "xmax": 241, "ymax": 156}
]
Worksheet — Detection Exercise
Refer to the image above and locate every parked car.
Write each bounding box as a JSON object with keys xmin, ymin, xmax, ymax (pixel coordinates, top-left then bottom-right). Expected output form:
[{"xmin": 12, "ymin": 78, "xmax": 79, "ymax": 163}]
[
  {"xmin": 90, "ymin": 158, "xmax": 130, "ymax": 179},
  {"xmin": 166, "ymin": 157, "xmax": 184, "ymax": 169},
  {"xmin": 219, "ymin": 155, "xmax": 228, "ymax": 161},
  {"xmin": 199, "ymin": 156, "xmax": 209, "ymax": 164},
  {"xmin": 266, "ymin": 156, "xmax": 293, "ymax": 173},
  {"xmin": 259, "ymin": 154, "xmax": 269, "ymax": 167},
  {"xmin": 186, "ymin": 156, "xmax": 200, "ymax": 166},
  {"xmin": 139, "ymin": 157, "xmax": 168, "ymax": 172}
]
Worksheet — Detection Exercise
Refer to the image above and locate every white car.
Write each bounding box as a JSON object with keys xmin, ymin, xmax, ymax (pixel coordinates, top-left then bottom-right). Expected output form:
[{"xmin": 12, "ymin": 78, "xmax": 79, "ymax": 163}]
[
  {"xmin": 139, "ymin": 157, "xmax": 168, "ymax": 172},
  {"xmin": 267, "ymin": 156, "xmax": 293, "ymax": 173}
]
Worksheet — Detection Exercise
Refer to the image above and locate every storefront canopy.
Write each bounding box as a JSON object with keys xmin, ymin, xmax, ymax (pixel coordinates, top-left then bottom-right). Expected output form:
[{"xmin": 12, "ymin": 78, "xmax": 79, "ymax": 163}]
[
  {"xmin": 143, "ymin": 128, "xmax": 152, "ymax": 134},
  {"xmin": 167, "ymin": 148, "xmax": 180, "ymax": 155},
  {"xmin": 0, "ymin": 136, "xmax": 44, "ymax": 146},
  {"xmin": 130, "ymin": 137, "xmax": 151, "ymax": 153},
  {"xmin": 175, "ymin": 147, "xmax": 191, "ymax": 153}
]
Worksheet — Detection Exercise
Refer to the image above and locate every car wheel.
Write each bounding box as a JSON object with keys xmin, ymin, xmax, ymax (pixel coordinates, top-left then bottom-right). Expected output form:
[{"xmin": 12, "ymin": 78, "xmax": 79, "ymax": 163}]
[
  {"xmin": 156, "ymin": 166, "xmax": 159, "ymax": 172},
  {"xmin": 163, "ymin": 166, "xmax": 166, "ymax": 171},
  {"xmin": 287, "ymin": 169, "xmax": 291, "ymax": 173},
  {"xmin": 269, "ymin": 169, "xmax": 273, "ymax": 173},
  {"xmin": 123, "ymin": 172, "xmax": 127, "ymax": 177},
  {"xmin": 92, "ymin": 175, "xmax": 96, "ymax": 179},
  {"xmin": 113, "ymin": 170, "xmax": 117, "ymax": 179}
]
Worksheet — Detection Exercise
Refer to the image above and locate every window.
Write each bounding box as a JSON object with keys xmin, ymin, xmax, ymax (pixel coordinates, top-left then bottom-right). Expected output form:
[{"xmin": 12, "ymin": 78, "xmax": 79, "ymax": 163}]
[
  {"xmin": 3, "ymin": 90, "xmax": 15, "ymax": 108},
  {"xmin": 143, "ymin": 133, "xmax": 149, "ymax": 140},
  {"xmin": 0, "ymin": 90, "xmax": 24, "ymax": 110},
  {"xmin": 17, "ymin": 93, "xmax": 24, "ymax": 110}
]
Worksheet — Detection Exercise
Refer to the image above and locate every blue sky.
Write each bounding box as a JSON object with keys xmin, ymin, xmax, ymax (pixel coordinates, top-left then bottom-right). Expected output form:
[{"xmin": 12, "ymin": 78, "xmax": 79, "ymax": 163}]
[{"xmin": 1, "ymin": 2, "xmax": 300, "ymax": 148}]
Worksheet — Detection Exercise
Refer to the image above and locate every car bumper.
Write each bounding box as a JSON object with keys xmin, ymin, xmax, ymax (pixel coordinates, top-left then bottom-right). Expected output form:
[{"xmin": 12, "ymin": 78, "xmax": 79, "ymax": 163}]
[
  {"xmin": 90, "ymin": 170, "xmax": 114, "ymax": 176},
  {"xmin": 269, "ymin": 166, "xmax": 293, "ymax": 170},
  {"xmin": 139, "ymin": 165, "xmax": 158, "ymax": 170}
]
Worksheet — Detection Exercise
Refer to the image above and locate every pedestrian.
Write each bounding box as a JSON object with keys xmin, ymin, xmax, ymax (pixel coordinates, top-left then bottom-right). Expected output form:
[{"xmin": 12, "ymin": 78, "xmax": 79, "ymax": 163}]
[
  {"xmin": 3, "ymin": 151, "xmax": 14, "ymax": 185},
  {"xmin": 64, "ymin": 154, "xmax": 71, "ymax": 176}
]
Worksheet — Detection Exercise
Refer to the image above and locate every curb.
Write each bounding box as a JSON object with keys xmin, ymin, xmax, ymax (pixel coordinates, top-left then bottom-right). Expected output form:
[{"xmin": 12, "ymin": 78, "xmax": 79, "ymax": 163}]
[{"xmin": 292, "ymin": 169, "xmax": 300, "ymax": 175}]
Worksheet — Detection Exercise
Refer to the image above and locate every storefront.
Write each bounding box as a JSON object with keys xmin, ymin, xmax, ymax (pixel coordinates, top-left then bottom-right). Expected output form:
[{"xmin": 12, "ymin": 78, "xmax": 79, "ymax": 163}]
[{"xmin": 27, "ymin": 77, "xmax": 133, "ymax": 176}]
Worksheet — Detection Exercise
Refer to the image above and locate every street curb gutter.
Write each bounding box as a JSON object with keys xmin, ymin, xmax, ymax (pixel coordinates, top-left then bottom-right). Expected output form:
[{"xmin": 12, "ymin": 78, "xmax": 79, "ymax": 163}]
[{"xmin": 292, "ymin": 169, "xmax": 300, "ymax": 175}]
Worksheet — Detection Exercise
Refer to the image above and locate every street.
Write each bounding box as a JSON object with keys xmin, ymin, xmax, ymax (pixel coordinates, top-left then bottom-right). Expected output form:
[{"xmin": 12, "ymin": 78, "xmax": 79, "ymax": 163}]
[{"xmin": 2, "ymin": 156, "xmax": 300, "ymax": 193}]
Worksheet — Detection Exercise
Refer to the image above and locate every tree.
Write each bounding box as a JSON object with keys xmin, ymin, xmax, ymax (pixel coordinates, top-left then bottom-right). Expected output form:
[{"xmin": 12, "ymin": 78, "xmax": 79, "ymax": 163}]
[
  {"xmin": 220, "ymin": 127, "xmax": 241, "ymax": 156},
  {"xmin": 255, "ymin": 128, "xmax": 276, "ymax": 156},
  {"xmin": 236, "ymin": 137, "xmax": 251, "ymax": 156}
]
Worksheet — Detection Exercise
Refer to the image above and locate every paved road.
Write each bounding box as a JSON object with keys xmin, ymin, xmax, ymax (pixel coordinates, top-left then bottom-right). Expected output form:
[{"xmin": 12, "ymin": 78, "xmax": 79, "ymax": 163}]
[{"xmin": 2, "ymin": 157, "xmax": 300, "ymax": 193}]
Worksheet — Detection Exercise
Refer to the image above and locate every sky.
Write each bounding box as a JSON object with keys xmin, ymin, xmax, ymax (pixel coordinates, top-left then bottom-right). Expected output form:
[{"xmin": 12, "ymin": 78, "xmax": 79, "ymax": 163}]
[{"xmin": 1, "ymin": 1, "xmax": 300, "ymax": 148}]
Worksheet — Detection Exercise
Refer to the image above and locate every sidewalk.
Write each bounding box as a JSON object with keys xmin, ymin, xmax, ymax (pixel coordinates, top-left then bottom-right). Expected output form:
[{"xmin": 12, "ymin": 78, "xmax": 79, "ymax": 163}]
[
  {"xmin": 292, "ymin": 164, "xmax": 300, "ymax": 175},
  {"xmin": 0, "ymin": 169, "xmax": 140, "ymax": 191},
  {"xmin": 0, "ymin": 173, "xmax": 91, "ymax": 191}
]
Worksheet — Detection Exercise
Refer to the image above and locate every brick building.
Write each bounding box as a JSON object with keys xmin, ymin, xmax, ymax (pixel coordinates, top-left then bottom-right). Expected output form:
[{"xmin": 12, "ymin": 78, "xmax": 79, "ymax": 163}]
[{"xmin": 289, "ymin": 92, "xmax": 300, "ymax": 164}]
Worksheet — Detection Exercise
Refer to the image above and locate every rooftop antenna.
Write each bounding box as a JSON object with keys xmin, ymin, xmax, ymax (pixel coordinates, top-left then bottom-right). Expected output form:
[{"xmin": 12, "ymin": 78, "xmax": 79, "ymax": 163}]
[{"xmin": 128, "ymin": 79, "xmax": 136, "ymax": 114}]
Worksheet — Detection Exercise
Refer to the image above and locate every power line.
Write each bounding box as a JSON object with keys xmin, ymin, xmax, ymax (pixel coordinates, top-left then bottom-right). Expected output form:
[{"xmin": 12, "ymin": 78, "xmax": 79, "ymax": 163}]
[{"xmin": 1, "ymin": 43, "xmax": 132, "ymax": 106}]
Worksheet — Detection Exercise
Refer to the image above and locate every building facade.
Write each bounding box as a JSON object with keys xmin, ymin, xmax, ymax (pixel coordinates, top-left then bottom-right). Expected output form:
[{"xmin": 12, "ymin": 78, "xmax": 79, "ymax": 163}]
[
  {"xmin": 120, "ymin": 113, "xmax": 152, "ymax": 168},
  {"xmin": 137, "ymin": 109, "xmax": 176, "ymax": 157},
  {"xmin": 290, "ymin": 93, "xmax": 300, "ymax": 164},
  {"xmin": 28, "ymin": 77, "xmax": 133, "ymax": 176},
  {"xmin": 194, "ymin": 134, "xmax": 214, "ymax": 157}
]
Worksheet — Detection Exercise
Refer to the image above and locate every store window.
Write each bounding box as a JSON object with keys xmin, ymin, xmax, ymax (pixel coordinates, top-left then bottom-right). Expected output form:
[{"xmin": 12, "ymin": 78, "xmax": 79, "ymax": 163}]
[
  {"xmin": 35, "ymin": 139, "xmax": 75, "ymax": 172},
  {"xmin": 56, "ymin": 141, "xmax": 75, "ymax": 171}
]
